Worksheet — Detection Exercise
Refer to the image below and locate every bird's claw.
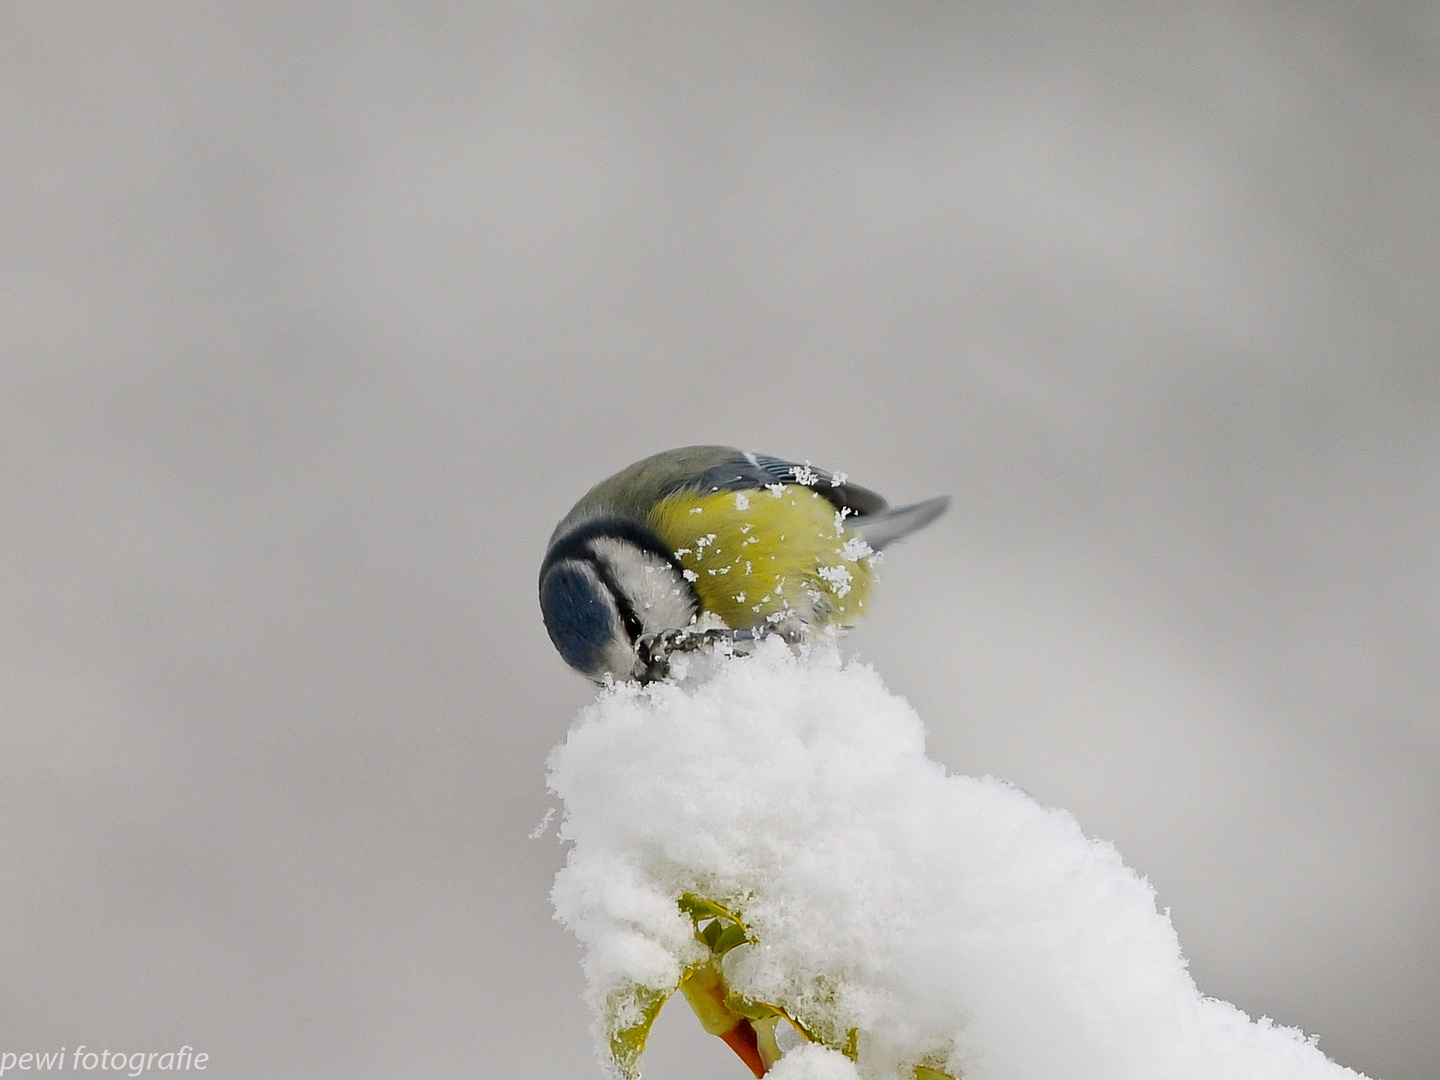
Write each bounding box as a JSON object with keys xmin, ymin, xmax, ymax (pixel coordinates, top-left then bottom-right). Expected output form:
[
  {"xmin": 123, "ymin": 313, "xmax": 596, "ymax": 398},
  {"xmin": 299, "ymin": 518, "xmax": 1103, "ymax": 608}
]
[{"xmin": 636, "ymin": 626, "xmax": 771, "ymax": 683}]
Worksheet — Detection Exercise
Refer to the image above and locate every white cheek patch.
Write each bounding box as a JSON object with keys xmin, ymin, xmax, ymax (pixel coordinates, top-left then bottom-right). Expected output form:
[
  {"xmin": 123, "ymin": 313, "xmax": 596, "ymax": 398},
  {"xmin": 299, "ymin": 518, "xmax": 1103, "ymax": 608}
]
[
  {"xmin": 598, "ymin": 639, "xmax": 640, "ymax": 681},
  {"xmin": 588, "ymin": 537, "xmax": 698, "ymax": 634}
]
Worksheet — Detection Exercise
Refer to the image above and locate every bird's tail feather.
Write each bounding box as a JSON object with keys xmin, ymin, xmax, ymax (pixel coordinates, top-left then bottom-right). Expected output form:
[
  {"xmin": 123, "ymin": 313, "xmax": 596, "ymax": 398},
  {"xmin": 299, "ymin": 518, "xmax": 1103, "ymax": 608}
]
[{"xmin": 853, "ymin": 496, "xmax": 949, "ymax": 550}]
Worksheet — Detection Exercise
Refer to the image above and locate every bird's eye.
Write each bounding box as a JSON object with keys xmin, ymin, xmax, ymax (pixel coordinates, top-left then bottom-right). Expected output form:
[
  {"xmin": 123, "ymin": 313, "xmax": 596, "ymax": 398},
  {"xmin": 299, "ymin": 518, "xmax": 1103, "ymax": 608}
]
[{"xmin": 614, "ymin": 600, "xmax": 644, "ymax": 643}]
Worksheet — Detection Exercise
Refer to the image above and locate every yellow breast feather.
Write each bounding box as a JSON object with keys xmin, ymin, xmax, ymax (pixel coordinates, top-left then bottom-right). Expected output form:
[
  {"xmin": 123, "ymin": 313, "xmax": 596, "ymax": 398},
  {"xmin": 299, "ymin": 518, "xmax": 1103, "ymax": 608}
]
[{"xmin": 649, "ymin": 486, "xmax": 878, "ymax": 631}]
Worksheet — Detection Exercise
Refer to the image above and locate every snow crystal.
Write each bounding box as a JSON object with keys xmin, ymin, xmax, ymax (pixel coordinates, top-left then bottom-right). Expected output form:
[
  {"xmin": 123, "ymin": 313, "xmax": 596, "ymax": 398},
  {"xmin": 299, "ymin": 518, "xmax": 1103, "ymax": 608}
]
[
  {"xmin": 547, "ymin": 639, "xmax": 1369, "ymax": 1080},
  {"xmin": 816, "ymin": 564, "xmax": 854, "ymax": 597},
  {"xmin": 528, "ymin": 806, "xmax": 556, "ymax": 839}
]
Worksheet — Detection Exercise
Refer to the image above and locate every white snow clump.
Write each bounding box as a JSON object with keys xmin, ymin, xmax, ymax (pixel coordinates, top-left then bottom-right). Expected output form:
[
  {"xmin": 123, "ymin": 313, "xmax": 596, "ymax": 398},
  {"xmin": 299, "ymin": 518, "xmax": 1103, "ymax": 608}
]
[
  {"xmin": 547, "ymin": 638, "xmax": 1369, "ymax": 1080},
  {"xmin": 767, "ymin": 1043, "xmax": 862, "ymax": 1080}
]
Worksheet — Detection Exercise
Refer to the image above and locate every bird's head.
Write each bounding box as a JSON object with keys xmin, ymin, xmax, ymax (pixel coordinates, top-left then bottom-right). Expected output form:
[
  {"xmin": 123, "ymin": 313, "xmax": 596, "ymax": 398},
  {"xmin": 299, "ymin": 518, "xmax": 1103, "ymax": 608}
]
[{"xmin": 539, "ymin": 516, "xmax": 700, "ymax": 681}]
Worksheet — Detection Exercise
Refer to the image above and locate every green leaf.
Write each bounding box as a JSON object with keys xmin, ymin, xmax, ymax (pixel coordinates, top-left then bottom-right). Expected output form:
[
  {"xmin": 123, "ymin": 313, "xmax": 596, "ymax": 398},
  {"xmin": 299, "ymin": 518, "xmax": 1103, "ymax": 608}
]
[
  {"xmin": 604, "ymin": 985, "xmax": 671, "ymax": 1080},
  {"xmin": 670, "ymin": 893, "xmax": 940, "ymax": 1075},
  {"xmin": 724, "ymin": 994, "xmax": 781, "ymax": 1022},
  {"xmin": 678, "ymin": 893, "xmax": 735, "ymax": 922},
  {"xmin": 713, "ymin": 922, "xmax": 750, "ymax": 955},
  {"xmin": 698, "ymin": 919, "xmax": 720, "ymax": 949}
]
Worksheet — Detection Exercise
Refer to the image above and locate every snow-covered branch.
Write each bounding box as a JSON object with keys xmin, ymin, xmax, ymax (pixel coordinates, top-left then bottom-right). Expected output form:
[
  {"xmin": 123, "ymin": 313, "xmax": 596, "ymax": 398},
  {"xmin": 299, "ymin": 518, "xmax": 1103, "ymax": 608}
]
[{"xmin": 548, "ymin": 640, "xmax": 1367, "ymax": 1080}]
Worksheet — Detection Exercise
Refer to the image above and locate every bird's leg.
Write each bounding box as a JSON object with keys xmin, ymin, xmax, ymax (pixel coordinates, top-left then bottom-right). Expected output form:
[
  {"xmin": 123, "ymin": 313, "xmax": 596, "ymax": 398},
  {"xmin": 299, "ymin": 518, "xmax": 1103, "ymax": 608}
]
[
  {"xmin": 636, "ymin": 625, "xmax": 774, "ymax": 682},
  {"xmin": 635, "ymin": 627, "xmax": 734, "ymax": 682},
  {"xmin": 759, "ymin": 611, "xmax": 808, "ymax": 646}
]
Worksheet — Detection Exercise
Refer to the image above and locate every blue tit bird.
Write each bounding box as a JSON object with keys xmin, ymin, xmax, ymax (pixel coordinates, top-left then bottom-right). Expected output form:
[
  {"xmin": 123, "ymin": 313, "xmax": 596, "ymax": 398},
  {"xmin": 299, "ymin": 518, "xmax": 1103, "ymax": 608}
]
[{"xmin": 539, "ymin": 446, "xmax": 949, "ymax": 682}]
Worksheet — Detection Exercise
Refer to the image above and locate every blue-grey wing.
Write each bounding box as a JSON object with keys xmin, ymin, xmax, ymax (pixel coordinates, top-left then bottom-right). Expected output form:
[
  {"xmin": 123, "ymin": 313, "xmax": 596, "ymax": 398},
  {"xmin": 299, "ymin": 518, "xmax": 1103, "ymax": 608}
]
[{"xmin": 688, "ymin": 450, "xmax": 890, "ymax": 517}]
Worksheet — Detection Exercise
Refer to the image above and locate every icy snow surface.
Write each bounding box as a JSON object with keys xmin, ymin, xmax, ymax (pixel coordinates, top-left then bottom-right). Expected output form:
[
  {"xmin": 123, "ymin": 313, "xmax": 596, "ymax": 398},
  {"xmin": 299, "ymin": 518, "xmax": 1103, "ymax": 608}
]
[{"xmin": 547, "ymin": 639, "xmax": 1368, "ymax": 1080}]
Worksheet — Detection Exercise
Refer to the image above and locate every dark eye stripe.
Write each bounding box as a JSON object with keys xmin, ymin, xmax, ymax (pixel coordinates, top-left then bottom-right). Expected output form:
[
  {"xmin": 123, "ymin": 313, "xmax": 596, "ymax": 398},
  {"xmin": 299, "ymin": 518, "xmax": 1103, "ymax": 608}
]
[
  {"xmin": 585, "ymin": 555, "xmax": 645, "ymax": 643},
  {"xmin": 540, "ymin": 515, "xmax": 698, "ymax": 641}
]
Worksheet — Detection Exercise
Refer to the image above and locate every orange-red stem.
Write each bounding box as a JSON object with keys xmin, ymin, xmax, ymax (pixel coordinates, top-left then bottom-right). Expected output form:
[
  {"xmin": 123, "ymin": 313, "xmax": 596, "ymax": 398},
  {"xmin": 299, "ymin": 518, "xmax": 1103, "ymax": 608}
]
[{"xmin": 719, "ymin": 1019, "xmax": 767, "ymax": 1078}]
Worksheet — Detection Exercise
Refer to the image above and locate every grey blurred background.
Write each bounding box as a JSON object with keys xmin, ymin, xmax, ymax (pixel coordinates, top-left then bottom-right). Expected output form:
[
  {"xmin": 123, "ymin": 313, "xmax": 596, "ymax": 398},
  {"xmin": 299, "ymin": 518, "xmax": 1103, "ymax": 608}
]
[{"xmin": 2, "ymin": 3, "xmax": 1437, "ymax": 1078}]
